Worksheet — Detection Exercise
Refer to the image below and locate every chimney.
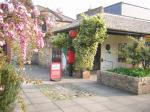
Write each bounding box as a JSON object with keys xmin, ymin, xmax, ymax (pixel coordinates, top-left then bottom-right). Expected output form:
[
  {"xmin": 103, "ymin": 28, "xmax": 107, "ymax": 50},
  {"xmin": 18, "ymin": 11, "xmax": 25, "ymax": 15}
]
[{"xmin": 76, "ymin": 6, "xmax": 104, "ymax": 20}]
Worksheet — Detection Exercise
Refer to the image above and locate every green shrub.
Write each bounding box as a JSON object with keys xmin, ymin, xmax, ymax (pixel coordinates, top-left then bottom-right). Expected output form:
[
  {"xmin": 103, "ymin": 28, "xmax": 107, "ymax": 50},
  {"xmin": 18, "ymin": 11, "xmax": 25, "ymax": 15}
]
[
  {"xmin": 51, "ymin": 33, "xmax": 68, "ymax": 48},
  {"xmin": 0, "ymin": 64, "xmax": 21, "ymax": 112},
  {"xmin": 120, "ymin": 37, "xmax": 150, "ymax": 69},
  {"xmin": 108, "ymin": 67, "xmax": 150, "ymax": 77},
  {"xmin": 73, "ymin": 14, "xmax": 107, "ymax": 70}
]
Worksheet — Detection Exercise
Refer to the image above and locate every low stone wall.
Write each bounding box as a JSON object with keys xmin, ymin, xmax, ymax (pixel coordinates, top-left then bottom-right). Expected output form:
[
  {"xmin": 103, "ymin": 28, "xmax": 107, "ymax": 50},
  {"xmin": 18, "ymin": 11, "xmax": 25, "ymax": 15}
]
[{"xmin": 97, "ymin": 70, "xmax": 150, "ymax": 95}]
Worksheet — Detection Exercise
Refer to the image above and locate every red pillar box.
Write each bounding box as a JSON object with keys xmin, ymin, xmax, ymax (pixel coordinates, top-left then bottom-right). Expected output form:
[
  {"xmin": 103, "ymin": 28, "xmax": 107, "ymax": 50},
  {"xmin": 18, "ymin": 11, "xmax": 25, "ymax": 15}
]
[
  {"xmin": 50, "ymin": 62, "xmax": 62, "ymax": 81},
  {"xmin": 67, "ymin": 50, "xmax": 75, "ymax": 64}
]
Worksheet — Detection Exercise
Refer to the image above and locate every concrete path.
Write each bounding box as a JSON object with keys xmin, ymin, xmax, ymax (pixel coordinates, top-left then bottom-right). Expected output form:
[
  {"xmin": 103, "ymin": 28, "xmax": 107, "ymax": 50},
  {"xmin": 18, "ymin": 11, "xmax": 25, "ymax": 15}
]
[{"xmin": 15, "ymin": 65, "xmax": 150, "ymax": 112}]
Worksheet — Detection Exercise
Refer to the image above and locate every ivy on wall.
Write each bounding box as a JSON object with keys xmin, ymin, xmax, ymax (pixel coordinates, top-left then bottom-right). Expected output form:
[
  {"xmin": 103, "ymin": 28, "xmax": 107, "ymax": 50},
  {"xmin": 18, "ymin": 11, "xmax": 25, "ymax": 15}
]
[
  {"xmin": 51, "ymin": 33, "xmax": 68, "ymax": 48},
  {"xmin": 52, "ymin": 14, "xmax": 107, "ymax": 70},
  {"xmin": 73, "ymin": 14, "xmax": 107, "ymax": 70}
]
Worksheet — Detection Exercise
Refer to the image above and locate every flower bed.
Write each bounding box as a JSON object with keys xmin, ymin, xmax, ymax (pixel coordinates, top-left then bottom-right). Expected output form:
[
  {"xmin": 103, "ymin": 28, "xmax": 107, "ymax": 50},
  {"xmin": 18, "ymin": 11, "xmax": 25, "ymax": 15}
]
[
  {"xmin": 97, "ymin": 70, "xmax": 150, "ymax": 95},
  {"xmin": 108, "ymin": 68, "xmax": 150, "ymax": 77}
]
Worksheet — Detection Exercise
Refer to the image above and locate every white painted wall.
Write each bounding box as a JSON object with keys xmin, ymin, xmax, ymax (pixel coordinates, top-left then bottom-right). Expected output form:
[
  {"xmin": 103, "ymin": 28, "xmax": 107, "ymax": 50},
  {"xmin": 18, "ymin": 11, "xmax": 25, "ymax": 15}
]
[
  {"xmin": 122, "ymin": 4, "xmax": 150, "ymax": 20},
  {"xmin": 101, "ymin": 34, "xmax": 133, "ymax": 70}
]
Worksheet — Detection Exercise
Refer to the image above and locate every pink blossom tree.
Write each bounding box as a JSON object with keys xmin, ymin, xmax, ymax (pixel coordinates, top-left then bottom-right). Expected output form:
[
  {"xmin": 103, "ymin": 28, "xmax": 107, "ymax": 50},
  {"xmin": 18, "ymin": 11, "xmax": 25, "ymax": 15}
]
[
  {"xmin": 0, "ymin": 0, "xmax": 54, "ymax": 65},
  {"xmin": 0, "ymin": 1, "xmax": 55, "ymax": 111}
]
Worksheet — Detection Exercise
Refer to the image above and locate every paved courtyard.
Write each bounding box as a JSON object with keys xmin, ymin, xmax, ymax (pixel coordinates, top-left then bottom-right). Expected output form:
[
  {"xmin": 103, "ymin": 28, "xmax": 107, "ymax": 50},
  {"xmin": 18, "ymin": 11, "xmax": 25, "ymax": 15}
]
[{"xmin": 15, "ymin": 65, "xmax": 150, "ymax": 112}]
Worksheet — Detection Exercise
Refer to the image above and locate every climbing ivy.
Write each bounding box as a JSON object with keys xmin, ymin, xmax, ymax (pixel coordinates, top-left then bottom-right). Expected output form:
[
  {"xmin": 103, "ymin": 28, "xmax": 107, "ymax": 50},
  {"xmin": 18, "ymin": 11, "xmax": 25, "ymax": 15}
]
[
  {"xmin": 52, "ymin": 14, "xmax": 107, "ymax": 70},
  {"xmin": 73, "ymin": 14, "xmax": 107, "ymax": 70},
  {"xmin": 51, "ymin": 33, "xmax": 68, "ymax": 48}
]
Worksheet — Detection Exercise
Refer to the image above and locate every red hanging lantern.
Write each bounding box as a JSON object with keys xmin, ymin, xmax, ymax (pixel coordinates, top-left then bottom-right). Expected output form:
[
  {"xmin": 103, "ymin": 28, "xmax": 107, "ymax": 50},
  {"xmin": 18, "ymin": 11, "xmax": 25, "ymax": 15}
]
[
  {"xmin": 69, "ymin": 30, "xmax": 78, "ymax": 39},
  {"xmin": 67, "ymin": 50, "xmax": 75, "ymax": 64}
]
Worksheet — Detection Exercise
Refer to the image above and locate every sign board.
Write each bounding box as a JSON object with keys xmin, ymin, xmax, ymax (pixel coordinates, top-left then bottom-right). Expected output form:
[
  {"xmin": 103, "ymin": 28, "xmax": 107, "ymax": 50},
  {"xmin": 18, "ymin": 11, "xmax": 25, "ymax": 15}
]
[
  {"xmin": 50, "ymin": 62, "xmax": 62, "ymax": 81},
  {"xmin": 145, "ymin": 36, "xmax": 150, "ymax": 42}
]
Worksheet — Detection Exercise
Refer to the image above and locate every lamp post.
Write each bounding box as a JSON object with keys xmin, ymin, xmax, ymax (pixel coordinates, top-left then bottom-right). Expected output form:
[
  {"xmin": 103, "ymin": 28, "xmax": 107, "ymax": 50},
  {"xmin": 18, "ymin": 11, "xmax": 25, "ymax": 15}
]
[{"xmin": 67, "ymin": 30, "xmax": 77, "ymax": 76}]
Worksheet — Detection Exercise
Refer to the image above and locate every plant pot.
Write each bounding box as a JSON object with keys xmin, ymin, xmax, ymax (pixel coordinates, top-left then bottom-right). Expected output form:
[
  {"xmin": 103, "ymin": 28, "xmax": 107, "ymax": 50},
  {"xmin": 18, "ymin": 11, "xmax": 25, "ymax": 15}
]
[{"xmin": 82, "ymin": 70, "xmax": 90, "ymax": 79}]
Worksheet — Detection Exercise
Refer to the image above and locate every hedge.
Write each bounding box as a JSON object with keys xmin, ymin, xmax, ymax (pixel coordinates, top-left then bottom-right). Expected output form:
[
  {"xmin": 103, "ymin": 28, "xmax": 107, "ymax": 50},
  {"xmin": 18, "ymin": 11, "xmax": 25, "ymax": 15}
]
[{"xmin": 0, "ymin": 64, "xmax": 21, "ymax": 112}]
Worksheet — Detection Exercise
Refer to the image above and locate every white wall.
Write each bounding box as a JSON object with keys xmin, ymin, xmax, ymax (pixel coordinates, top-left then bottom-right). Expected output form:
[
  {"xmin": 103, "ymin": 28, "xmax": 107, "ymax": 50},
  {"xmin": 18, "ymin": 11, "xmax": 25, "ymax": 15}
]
[
  {"xmin": 122, "ymin": 4, "xmax": 150, "ymax": 20},
  {"xmin": 101, "ymin": 34, "xmax": 133, "ymax": 70}
]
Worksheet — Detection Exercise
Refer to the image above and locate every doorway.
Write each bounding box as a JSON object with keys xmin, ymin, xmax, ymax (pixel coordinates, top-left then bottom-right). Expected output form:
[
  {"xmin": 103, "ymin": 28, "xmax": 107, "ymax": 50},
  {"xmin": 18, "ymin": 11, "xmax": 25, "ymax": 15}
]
[{"xmin": 93, "ymin": 44, "xmax": 101, "ymax": 70}]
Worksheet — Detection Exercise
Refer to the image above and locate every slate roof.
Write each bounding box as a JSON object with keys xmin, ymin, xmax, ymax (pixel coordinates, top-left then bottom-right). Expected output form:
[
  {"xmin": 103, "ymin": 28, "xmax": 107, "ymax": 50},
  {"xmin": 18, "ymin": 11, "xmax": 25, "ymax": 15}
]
[
  {"xmin": 36, "ymin": 5, "xmax": 75, "ymax": 23},
  {"xmin": 54, "ymin": 13, "xmax": 150, "ymax": 35}
]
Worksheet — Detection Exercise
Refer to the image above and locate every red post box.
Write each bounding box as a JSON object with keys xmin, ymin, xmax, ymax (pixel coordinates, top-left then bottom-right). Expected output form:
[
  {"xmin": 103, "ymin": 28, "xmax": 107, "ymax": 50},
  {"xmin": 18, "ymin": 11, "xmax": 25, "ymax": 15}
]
[{"xmin": 67, "ymin": 50, "xmax": 75, "ymax": 64}]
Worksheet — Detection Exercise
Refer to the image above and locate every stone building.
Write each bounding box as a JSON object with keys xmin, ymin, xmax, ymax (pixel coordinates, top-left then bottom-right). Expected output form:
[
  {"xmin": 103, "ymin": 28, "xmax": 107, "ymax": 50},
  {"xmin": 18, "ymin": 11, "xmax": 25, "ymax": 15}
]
[
  {"xmin": 55, "ymin": 2, "xmax": 150, "ymax": 71},
  {"xmin": 104, "ymin": 2, "xmax": 150, "ymax": 20},
  {"xmin": 31, "ymin": 5, "xmax": 75, "ymax": 67}
]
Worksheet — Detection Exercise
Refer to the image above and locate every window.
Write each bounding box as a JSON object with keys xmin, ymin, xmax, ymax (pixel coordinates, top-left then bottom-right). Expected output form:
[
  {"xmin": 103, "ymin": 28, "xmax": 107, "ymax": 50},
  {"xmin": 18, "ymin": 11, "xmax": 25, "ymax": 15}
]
[
  {"xmin": 118, "ymin": 43, "xmax": 127, "ymax": 62},
  {"xmin": 145, "ymin": 42, "xmax": 150, "ymax": 47},
  {"xmin": 42, "ymin": 21, "xmax": 47, "ymax": 32},
  {"xmin": 0, "ymin": 44, "xmax": 7, "ymax": 55},
  {"xmin": 52, "ymin": 48, "xmax": 61, "ymax": 62}
]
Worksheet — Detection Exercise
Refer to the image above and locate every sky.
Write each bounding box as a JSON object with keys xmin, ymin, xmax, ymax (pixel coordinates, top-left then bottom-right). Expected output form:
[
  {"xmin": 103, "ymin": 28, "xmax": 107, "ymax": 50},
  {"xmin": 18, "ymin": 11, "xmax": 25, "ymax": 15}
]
[
  {"xmin": 1, "ymin": 0, "xmax": 150, "ymax": 19},
  {"xmin": 32, "ymin": 0, "xmax": 150, "ymax": 19}
]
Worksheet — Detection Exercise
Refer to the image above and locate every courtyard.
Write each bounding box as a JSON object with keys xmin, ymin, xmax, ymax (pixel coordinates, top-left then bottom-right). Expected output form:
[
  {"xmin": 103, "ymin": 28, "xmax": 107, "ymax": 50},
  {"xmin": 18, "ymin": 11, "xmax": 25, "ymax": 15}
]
[
  {"xmin": 15, "ymin": 65, "xmax": 150, "ymax": 112},
  {"xmin": 1, "ymin": 0, "xmax": 150, "ymax": 112}
]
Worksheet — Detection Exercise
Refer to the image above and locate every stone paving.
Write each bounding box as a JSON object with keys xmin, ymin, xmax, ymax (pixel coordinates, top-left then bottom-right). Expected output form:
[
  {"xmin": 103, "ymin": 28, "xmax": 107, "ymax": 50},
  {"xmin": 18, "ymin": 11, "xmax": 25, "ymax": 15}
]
[
  {"xmin": 36, "ymin": 83, "xmax": 96, "ymax": 101},
  {"xmin": 15, "ymin": 65, "xmax": 150, "ymax": 112}
]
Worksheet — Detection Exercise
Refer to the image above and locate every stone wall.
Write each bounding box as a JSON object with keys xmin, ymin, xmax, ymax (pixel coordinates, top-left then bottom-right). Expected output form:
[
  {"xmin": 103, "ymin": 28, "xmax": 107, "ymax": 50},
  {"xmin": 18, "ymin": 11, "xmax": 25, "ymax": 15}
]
[
  {"xmin": 138, "ymin": 78, "xmax": 150, "ymax": 94},
  {"xmin": 38, "ymin": 38, "xmax": 52, "ymax": 68},
  {"xmin": 31, "ymin": 53, "xmax": 39, "ymax": 65},
  {"xmin": 97, "ymin": 70, "xmax": 150, "ymax": 94}
]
